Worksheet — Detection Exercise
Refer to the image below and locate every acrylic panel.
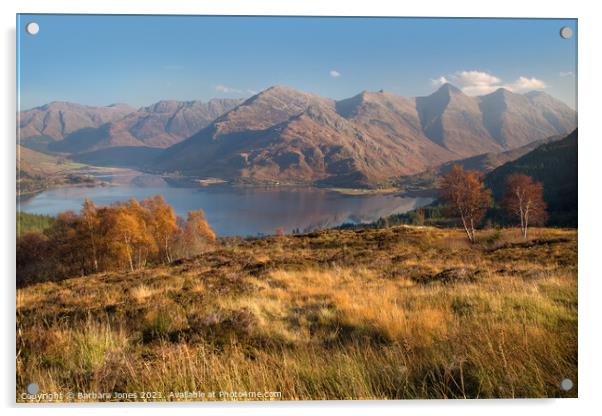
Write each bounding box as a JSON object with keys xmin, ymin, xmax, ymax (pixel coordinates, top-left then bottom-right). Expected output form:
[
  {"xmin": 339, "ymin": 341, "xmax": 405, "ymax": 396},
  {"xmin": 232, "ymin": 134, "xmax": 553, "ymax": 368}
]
[{"xmin": 16, "ymin": 14, "xmax": 577, "ymax": 402}]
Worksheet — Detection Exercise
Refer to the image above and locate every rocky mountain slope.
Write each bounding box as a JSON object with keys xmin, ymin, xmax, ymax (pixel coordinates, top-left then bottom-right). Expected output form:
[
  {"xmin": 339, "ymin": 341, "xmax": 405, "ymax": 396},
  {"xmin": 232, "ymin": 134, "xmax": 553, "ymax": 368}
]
[
  {"xmin": 479, "ymin": 88, "xmax": 576, "ymax": 149},
  {"xmin": 155, "ymin": 86, "xmax": 457, "ymax": 186},
  {"xmin": 155, "ymin": 84, "xmax": 576, "ymax": 186},
  {"xmin": 49, "ymin": 98, "xmax": 242, "ymax": 153},
  {"xmin": 19, "ymin": 84, "xmax": 576, "ymax": 187},
  {"xmin": 19, "ymin": 102, "xmax": 135, "ymax": 142}
]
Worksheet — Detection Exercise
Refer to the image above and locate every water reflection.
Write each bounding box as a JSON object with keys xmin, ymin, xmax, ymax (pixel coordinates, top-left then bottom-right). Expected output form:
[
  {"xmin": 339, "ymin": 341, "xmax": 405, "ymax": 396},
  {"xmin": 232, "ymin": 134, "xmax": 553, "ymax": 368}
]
[{"xmin": 18, "ymin": 174, "xmax": 432, "ymax": 236}]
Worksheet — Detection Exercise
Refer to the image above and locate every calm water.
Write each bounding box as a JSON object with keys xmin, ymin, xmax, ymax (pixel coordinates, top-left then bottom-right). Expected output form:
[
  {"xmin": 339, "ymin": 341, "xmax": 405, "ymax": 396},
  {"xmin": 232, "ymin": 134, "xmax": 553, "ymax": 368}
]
[{"xmin": 17, "ymin": 172, "xmax": 432, "ymax": 236}]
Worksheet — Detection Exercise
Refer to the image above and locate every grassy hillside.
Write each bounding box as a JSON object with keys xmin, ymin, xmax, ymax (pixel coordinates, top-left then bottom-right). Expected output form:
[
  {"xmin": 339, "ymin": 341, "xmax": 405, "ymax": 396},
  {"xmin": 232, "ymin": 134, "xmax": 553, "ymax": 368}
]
[
  {"xmin": 485, "ymin": 129, "xmax": 577, "ymax": 226},
  {"xmin": 17, "ymin": 145, "xmax": 92, "ymax": 195},
  {"xmin": 18, "ymin": 144, "xmax": 86, "ymax": 175},
  {"xmin": 17, "ymin": 225, "xmax": 577, "ymax": 401}
]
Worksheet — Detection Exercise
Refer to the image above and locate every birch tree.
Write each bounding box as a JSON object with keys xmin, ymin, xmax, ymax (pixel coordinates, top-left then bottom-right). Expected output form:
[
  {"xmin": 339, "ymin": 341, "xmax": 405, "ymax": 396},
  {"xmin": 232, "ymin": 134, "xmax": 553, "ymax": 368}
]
[
  {"xmin": 440, "ymin": 165, "xmax": 492, "ymax": 243},
  {"xmin": 502, "ymin": 173, "xmax": 547, "ymax": 238}
]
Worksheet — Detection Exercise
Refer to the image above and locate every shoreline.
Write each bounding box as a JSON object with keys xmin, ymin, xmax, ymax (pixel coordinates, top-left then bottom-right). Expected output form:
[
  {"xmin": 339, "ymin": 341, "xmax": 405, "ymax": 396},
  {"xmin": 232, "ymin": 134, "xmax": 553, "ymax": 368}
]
[{"xmin": 18, "ymin": 163, "xmax": 440, "ymax": 200}]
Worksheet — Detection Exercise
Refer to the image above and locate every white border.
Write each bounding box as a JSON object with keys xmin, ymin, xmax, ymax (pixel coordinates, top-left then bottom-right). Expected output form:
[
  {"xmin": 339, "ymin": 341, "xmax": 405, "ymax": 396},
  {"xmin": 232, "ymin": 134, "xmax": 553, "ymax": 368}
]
[{"xmin": 2, "ymin": 1, "xmax": 600, "ymax": 415}]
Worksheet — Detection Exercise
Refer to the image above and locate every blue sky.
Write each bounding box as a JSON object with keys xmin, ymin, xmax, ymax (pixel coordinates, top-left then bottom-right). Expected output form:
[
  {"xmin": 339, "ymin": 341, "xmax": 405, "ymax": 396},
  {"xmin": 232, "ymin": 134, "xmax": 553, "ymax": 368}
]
[{"xmin": 17, "ymin": 15, "xmax": 577, "ymax": 110}]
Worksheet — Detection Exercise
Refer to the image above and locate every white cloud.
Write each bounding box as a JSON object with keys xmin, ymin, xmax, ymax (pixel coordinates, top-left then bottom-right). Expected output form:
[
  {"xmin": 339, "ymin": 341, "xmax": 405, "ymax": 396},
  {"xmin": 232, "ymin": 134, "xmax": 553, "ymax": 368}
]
[
  {"xmin": 430, "ymin": 76, "xmax": 449, "ymax": 87},
  {"xmin": 329, "ymin": 69, "xmax": 341, "ymax": 78},
  {"xmin": 455, "ymin": 70, "xmax": 502, "ymax": 88},
  {"xmin": 215, "ymin": 84, "xmax": 243, "ymax": 94},
  {"xmin": 432, "ymin": 70, "xmax": 547, "ymax": 95},
  {"xmin": 507, "ymin": 76, "xmax": 547, "ymax": 92},
  {"xmin": 216, "ymin": 85, "xmax": 258, "ymax": 97}
]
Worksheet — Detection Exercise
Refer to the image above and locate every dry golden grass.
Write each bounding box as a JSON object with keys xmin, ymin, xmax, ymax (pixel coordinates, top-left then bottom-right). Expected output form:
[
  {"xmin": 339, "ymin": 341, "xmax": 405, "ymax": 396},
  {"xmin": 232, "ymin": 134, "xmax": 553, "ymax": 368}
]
[
  {"xmin": 16, "ymin": 226, "xmax": 577, "ymax": 401},
  {"xmin": 130, "ymin": 284, "xmax": 158, "ymax": 303}
]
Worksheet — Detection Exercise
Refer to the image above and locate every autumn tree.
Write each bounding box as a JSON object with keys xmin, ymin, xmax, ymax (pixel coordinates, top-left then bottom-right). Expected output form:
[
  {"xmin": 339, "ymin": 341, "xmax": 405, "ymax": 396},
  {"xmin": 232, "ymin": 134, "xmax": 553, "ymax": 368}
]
[
  {"xmin": 81, "ymin": 199, "xmax": 100, "ymax": 272},
  {"xmin": 124, "ymin": 199, "xmax": 157, "ymax": 270},
  {"xmin": 440, "ymin": 165, "xmax": 492, "ymax": 243},
  {"xmin": 502, "ymin": 173, "xmax": 547, "ymax": 238},
  {"xmin": 141, "ymin": 195, "xmax": 179, "ymax": 263},
  {"xmin": 16, "ymin": 195, "xmax": 219, "ymax": 284},
  {"xmin": 16, "ymin": 231, "xmax": 52, "ymax": 286},
  {"xmin": 180, "ymin": 210, "xmax": 216, "ymax": 257},
  {"xmin": 414, "ymin": 208, "xmax": 425, "ymax": 226},
  {"xmin": 98, "ymin": 201, "xmax": 154, "ymax": 271},
  {"xmin": 44, "ymin": 211, "xmax": 89, "ymax": 276}
]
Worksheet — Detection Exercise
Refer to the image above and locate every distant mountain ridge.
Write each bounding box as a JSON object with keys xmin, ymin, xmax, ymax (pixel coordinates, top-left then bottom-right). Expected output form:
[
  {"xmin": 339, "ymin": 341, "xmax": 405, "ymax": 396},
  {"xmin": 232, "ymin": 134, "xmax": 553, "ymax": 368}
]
[
  {"xmin": 18, "ymin": 84, "xmax": 576, "ymax": 187},
  {"xmin": 416, "ymin": 83, "xmax": 502, "ymax": 156},
  {"xmin": 19, "ymin": 102, "xmax": 135, "ymax": 141},
  {"xmin": 154, "ymin": 84, "xmax": 576, "ymax": 186},
  {"xmin": 479, "ymin": 88, "xmax": 576, "ymax": 149},
  {"xmin": 48, "ymin": 98, "xmax": 242, "ymax": 153},
  {"xmin": 154, "ymin": 86, "xmax": 453, "ymax": 186}
]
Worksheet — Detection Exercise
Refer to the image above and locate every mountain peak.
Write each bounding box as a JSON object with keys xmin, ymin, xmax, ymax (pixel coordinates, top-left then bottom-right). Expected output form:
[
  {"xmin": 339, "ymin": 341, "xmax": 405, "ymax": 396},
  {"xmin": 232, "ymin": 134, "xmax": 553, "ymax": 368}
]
[
  {"xmin": 144, "ymin": 100, "xmax": 180, "ymax": 112},
  {"xmin": 481, "ymin": 88, "xmax": 516, "ymax": 101},
  {"xmin": 239, "ymin": 85, "xmax": 334, "ymax": 114},
  {"xmin": 241, "ymin": 85, "xmax": 316, "ymax": 106},
  {"xmin": 434, "ymin": 83, "xmax": 463, "ymax": 96},
  {"xmin": 356, "ymin": 90, "xmax": 380, "ymax": 101},
  {"xmin": 493, "ymin": 87, "xmax": 513, "ymax": 95},
  {"xmin": 334, "ymin": 90, "xmax": 396, "ymax": 118},
  {"xmin": 36, "ymin": 101, "xmax": 81, "ymax": 111},
  {"xmin": 263, "ymin": 85, "xmax": 306, "ymax": 96}
]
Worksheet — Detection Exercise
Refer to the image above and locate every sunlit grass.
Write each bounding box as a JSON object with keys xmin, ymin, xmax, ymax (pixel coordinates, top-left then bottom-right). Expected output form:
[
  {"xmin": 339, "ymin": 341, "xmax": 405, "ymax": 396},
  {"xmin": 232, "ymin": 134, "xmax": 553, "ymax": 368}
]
[{"xmin": 16, "ymin": 226, "xmax": 577, "ymax": 401}]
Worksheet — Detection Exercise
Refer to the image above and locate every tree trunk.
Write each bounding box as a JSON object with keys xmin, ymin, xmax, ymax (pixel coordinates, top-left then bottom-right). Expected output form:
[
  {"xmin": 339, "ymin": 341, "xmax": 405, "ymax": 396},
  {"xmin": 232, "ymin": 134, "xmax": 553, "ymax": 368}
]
[
  {"xmin": 86, "ymin": 222, "xmax": 99, "ymax": 273},
  {"xmin": 124, "ymin": 235, "xmax": 134, "ymax": 272},
  {"xmin": 164, "ymin": 235, "xmax": 172, "ymax": 263},
  {"xmin": 460, "ymin": 213, "xmax": 474, "ymax": 243},
  {"xmin": 469, "ymin": 217, "xmax": 476, "ymax": 244},
  {"xmin": 517, "ymin": 190, "xmax": 526, "ymax": 238}
]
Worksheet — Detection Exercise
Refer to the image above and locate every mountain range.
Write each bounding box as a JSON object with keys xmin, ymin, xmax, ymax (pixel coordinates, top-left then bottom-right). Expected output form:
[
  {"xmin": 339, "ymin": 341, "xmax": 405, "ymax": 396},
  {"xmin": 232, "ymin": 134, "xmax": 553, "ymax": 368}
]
[
  {"xmin": 154, "ymin": 84, "xmax": 576, "ymax": 186},
  {"xmin": 19, "ymin": 102, "xmax": 135, "ymax": 141},
  {"xmin": 18, "ymin": 84, "xmax": 576, "ymax": 187},
  {"xmin": 49, "ymin": 99, "xmax": 242, "ymax": 153},
  {"xmin": 19, "ymin": 102, "xmax": 135, "ymax": 152}
]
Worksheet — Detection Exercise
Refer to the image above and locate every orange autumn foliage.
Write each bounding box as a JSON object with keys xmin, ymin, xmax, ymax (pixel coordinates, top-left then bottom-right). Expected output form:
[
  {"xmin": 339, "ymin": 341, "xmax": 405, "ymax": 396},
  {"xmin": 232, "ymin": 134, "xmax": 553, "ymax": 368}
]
[
  {"xmin": 17, "ymin": 195, "xmax": 216, "ymax": 286},
  {"xmin": 502, "ymin": 173, "xmax": 548, "ymax": 238},
  {"xmin": 439, "ymin": 165, "xmax": 492, "ymax": 243}
]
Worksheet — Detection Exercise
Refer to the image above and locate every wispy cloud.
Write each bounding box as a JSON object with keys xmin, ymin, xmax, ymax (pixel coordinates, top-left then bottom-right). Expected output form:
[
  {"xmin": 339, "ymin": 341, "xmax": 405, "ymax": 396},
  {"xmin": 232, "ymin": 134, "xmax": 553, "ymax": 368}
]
[
  {"xmin": 329, "ymin": 69, "xmax": 341, "ymax": 78},
  {"xmin": 215, "ymin": 85, "xmax": 257, "ymax": 96},
  {"xmin": 432, "ymin": 70, "xmax": 547, "ymax": 95},
  {"xmin": 559, "ymin": 71, "xmax": 575, "ymax": 77},
  {"xmin": 215, "ymin": 84, "xmax": 243, "ymax": 94}
]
